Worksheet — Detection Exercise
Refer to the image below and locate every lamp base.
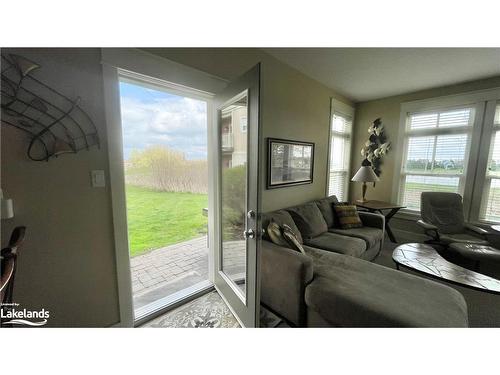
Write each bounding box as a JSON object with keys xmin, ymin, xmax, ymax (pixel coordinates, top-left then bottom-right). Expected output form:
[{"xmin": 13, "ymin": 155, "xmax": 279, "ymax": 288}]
[{"xmin": 356, "ymin": 198, "xmax": 369, "ymax": 203}]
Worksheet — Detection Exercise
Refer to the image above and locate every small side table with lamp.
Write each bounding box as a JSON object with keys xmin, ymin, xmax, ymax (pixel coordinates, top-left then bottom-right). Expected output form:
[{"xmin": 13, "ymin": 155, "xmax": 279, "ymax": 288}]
[{"xmin": 351, "ymin": 165, "xmax": 405, "ymax": 243}]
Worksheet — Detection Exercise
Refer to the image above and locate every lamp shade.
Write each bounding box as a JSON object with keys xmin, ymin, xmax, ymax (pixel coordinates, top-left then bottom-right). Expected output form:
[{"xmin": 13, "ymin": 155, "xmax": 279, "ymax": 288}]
[{"xmin": 351, "ymin": 166, "xmax": 379, "ymax": 182}]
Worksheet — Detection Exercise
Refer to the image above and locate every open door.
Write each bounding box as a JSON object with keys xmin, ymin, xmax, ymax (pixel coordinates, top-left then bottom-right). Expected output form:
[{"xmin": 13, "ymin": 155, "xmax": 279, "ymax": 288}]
[{"xmin": 213, "ymin": 64, "xmax": 261, "ymax": 327}]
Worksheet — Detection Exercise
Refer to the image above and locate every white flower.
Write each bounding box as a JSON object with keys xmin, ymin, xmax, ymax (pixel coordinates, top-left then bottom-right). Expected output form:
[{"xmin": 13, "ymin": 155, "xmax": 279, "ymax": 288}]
[
  {"xmin": 374, "ymin": 124, "xmax": 384, "ymax": 136},
  {"xmin": 380, "ymin": 142, "xmax": 391, "ymax": 153},
  {"xmin": 368, "ymin": 125, "xmax": 375, "ymax": 134},
  {"xmin": 365, "ymin": 140, "xmax": 372, "ymax": 147}
]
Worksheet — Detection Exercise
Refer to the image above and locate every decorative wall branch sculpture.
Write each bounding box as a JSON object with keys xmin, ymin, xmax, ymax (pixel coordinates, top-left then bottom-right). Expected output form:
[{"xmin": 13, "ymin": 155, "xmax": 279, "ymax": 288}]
[
  {"xmin": 360, "ymin": 118, "xmax": 390, "ymax": 178},
  {"xmin": 0, "ymin": 54, "xmax": 100, "ymax": 161}
]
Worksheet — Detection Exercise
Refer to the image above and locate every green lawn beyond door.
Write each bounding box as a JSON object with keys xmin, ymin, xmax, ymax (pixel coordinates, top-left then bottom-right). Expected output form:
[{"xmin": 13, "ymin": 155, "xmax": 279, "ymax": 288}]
[{"xmin": 126, "ymin": 185, "xmax": 208, "ymax": 257}]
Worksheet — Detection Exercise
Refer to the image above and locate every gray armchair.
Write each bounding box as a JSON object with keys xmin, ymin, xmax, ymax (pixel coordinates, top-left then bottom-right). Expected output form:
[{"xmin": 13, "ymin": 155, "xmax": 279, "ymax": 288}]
[{"xmin": 417, "ymin": 192, "xmax": 489, "ymax": 246}]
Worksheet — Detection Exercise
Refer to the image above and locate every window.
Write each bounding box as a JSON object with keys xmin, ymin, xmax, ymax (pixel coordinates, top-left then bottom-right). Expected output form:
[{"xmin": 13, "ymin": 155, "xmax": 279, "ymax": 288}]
[
  {"xmin": 327, "ymin": 100, "xmax": 353, "ymax": 201},
  {"xmin": 240, "ymin": 116, "xmax": 247, "ymax": 132},
  {"xmin": 395, "ymin": 89, "xmax": 500, "ymax": 223},
  {"xmin": 480, "ymin": 103, "xmax": 500, "ymax": 221},
  {"xmin": 399, "ymin": 107, "xmax": 474, "ymax": 210}
]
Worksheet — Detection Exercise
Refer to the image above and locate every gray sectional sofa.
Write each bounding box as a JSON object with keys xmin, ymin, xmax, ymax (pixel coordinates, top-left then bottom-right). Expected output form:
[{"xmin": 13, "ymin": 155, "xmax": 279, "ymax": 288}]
[{"xmin": 261, "ymin": 195, "xmax": 469, "ymax": 327}]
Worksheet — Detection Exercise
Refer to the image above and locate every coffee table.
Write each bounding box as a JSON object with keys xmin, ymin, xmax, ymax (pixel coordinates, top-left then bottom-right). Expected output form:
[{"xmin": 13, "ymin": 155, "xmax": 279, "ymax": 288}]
[{"xmin": 392, "ymin": 243, "xmax": 500, "ymax": 295}]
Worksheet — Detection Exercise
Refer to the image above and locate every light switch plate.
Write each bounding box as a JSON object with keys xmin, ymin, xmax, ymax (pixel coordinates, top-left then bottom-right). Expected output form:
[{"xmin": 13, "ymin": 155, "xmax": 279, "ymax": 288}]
[{"xmin": 91, "ymin": 170, "xmax": 106, "ymax": 188}]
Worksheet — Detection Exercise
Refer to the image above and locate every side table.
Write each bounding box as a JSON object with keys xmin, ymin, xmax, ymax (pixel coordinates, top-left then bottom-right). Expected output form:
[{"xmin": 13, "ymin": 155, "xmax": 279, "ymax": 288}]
[{"xmin": 356, "ymin": 200, "xmax": 405, "ymax": 243}]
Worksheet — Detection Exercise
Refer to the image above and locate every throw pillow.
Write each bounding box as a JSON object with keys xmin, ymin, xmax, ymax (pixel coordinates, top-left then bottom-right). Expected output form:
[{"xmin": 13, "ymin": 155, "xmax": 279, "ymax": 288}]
[
  {"xmin": 331, "ymin": 202, "xmax": 348, "ymax": 228},
  {"xmin": 266, "ymin": 220, "xmax": 289, "ymax": 247},
  {"xmin": 333, "ymin": 204, "xmax": 363, "ymax": 229},
  {"xmin": 261, "ymin": 210, "xmax": 303, "ymax": 244},
  {"xmin": 281, "ymin": 224, "xmax": 306, "ymax": 255}
]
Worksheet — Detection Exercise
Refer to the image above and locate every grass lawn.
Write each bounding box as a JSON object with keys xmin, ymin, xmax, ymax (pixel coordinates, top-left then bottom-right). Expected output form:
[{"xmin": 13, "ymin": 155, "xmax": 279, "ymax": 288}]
[{"xmin": 125, "ymin": 185, "xmax": 208, "ymax": 257}]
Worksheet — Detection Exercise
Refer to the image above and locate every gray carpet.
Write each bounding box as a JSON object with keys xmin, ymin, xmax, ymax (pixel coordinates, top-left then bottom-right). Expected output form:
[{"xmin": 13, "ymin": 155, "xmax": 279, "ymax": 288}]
[{"xmin": 375, "ymin": 241, "xmax": 500, "ymax": 327}]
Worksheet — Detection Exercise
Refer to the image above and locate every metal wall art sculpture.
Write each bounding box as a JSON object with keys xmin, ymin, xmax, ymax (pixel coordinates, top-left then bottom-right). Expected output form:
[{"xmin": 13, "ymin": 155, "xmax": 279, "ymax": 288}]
[
  {"xmin": 1, "ymin": 54, "xmax": 99, "ymax": 161},
  {"xmin": 359, "ymin": 118, "xmax": 390, "ymax": 178}
]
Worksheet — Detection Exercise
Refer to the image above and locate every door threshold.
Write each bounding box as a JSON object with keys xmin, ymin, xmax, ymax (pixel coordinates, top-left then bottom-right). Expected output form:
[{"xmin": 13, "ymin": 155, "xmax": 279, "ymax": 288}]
[{"xmin": 134, "ymin": 280, "xmax": 214, "ymax": 327}]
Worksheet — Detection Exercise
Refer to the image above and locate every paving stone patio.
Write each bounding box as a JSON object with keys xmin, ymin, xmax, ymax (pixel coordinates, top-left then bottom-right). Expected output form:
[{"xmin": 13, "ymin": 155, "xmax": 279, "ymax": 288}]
[{"xmin": 130, "ymin": 236, "xmax": 245, "ymax": 311}]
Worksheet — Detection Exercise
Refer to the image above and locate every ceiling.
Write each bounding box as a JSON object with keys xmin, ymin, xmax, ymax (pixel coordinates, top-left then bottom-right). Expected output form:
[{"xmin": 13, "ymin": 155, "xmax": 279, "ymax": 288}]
[{"xmin": 264, "ymin": 48, "xmax": 500, "ymax": 102}]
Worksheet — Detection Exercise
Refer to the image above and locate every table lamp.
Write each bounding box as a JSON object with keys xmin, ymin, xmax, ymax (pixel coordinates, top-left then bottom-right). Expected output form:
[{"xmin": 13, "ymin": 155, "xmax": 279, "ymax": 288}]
[{"xmin": 351, "ymin": 166, "xmax": 379, "ymax": 202}]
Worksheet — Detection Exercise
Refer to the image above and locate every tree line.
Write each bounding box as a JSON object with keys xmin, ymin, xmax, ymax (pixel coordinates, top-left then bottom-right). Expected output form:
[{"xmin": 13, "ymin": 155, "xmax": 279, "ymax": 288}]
[{"xmin": 125, "ymin": 145, "xmax": 208, "ymax": 194}]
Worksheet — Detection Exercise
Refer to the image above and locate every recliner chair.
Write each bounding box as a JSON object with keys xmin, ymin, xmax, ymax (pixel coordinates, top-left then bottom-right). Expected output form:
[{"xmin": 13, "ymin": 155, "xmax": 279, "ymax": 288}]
[{"xmin": 417, "ymin": 192, "xmax": 489, "ymax": 246}]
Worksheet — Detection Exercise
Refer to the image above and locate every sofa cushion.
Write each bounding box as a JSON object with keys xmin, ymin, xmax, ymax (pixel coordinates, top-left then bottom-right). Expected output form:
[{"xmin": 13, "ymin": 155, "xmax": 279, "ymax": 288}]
[
  {"xmin": 329, "ymin": 226, "xmax": 383, "ymax": 249},
  {"xmin": 314, "ymin": 196, "xmax": 339, "ymax": 228},
  {"xmin": 262, "ymin": 210, "xmax": 303, "ymax": 244},
  {"xmin": 287, "ymin": 202, "xmax": 328, "ymax": 239},
  {"xmin": 304, "ymin": 232, "xmax": 366, "ymax": 258},
  {"xmin": 305, "ymin": 258, "xmax": 468, "ymax": 327},
  {"xmin": 333, "ymin": 204, "xmax": 363, "ymax": 229}
]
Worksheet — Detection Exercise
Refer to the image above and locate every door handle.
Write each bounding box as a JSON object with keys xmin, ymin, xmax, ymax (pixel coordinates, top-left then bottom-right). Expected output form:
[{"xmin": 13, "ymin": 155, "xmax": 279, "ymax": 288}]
[{"xmin": 243, "ymin": 229, "xmax": 255, "ymax": 239}]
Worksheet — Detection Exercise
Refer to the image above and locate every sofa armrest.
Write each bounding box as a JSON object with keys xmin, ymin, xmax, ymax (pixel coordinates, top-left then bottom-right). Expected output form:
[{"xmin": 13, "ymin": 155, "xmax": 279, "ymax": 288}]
[
  {"xmin": 260, "ymin": 240, "xmax": 313, "ymax": 326},
  {"xmin": 417, "ymin": 219, "xmax": 440, "ymax": 240},
  {"xmin": 358, "ymin": 211, "xmax": 385, "ymax": 230},
  {"xmin": 464, "ymin": 223, "xmax": 489, "ymax": 236}
]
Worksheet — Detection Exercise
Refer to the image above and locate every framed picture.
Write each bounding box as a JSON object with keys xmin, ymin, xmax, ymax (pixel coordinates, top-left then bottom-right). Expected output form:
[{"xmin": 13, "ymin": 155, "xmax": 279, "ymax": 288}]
[{"xmin": 267, "ymin": 138, "xmax": 314, "ymax": 189}]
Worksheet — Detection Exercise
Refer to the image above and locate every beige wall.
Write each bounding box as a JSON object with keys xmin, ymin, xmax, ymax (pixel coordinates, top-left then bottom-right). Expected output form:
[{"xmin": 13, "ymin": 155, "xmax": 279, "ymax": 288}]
[
  {"xmin": 146, "ymin": 48, "xmax": 354, "ymax": 211},
  {"xmin": 1, "ymin": 48, "xmax": 120, "ymax": 327},
  {"xmin": 350, "ymin": 76, "xmax": 500, "ymax": 203}
]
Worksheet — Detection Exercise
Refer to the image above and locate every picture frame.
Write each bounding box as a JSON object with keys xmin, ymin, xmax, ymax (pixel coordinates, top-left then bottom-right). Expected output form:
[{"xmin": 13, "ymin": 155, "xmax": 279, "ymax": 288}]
[{"xmin": 267, "ymin": 138, "xmax": 314, "ymax": 189}]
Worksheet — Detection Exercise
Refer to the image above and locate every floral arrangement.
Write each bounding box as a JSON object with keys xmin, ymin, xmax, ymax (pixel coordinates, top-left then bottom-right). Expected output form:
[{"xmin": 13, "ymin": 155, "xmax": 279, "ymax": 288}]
[{"xmin": 360, "ymin": 118, "xmax": 391, "ymax": 177}]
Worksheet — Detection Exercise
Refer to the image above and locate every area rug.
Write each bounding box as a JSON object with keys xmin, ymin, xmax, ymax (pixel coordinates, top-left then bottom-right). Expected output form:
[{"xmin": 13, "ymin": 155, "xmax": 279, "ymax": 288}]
[
  {"xmin": 260, "ymin": 305, "xmax": 286, "ymax": 327},
  {"xmin": 142, "ymin": 290, "xmax": 289, "ymax": 328},
  {"xmin": 142, "ymin": 291, "xmax": 240, "ymax": 328}
]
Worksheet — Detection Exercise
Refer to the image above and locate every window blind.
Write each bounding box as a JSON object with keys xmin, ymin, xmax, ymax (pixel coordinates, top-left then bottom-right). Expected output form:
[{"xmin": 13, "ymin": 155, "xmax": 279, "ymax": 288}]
[
  {"xmin": 400, "ymin": 107, "xmax": 473, "ymax": 210},
  {"xmin": 328, "ymin": 112, "xmax": 352, "ymax": 201},
  {"xmin": 480, "ymin": 103, "xmax": 500, "ymax": 221}
]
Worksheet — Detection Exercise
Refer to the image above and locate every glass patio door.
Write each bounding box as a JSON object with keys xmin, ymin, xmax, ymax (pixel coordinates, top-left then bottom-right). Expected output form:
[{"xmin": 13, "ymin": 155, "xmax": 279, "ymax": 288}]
[{"xmin": 213, "ymin": 64, "xmax": 261, "ymax": 327}]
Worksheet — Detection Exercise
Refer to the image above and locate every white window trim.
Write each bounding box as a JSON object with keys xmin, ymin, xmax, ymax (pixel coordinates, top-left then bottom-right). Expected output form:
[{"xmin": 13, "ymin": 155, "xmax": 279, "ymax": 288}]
[
  {"xmin": 470, "ymin": 100, "xmax": 500, "ymax": 223},
  {"xmin": 393, "ymin": 87, "xmax": 500, "ymax": 220},
  {"xmin": 326, "ymin": 98, "xmax": 354, "ymax": 200}
]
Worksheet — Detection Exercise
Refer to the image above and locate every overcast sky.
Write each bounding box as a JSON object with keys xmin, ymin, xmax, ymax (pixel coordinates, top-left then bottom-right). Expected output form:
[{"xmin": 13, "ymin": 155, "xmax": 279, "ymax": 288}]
[{"xmin": 119, "ymin": 81, "xmax": 207, "ymax": 160}]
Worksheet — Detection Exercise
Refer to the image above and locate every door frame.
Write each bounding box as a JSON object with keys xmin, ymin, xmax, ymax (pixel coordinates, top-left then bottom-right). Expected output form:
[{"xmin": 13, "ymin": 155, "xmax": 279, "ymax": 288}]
[{"xmin": 101, "ymin": 48, "xmax": 227, "ymax": 327}]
